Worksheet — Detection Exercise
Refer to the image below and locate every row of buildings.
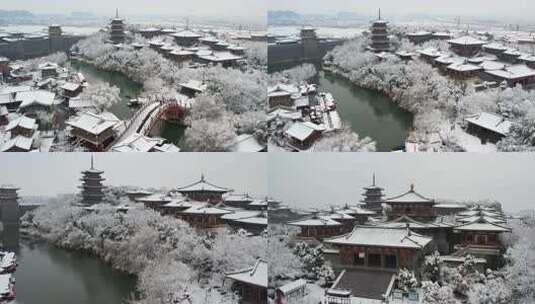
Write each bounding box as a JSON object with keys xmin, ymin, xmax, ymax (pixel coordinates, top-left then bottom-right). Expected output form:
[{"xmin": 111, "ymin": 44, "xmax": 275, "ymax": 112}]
[
  {"xmin": 284, "ymin": 176, "xmax": 511, "ymax": 303},
  {"xmin": 0, "ymin": 25, "xmax": 84, "ymax": 60}
]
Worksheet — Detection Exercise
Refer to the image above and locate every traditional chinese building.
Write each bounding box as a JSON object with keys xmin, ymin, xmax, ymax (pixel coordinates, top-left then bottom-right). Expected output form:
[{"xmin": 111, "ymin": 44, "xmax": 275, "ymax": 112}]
[
  {"xmin": 375, "ymin": 215, "xmax": 453, "ymax": 254},
  {"xmin": 360, "ymin": 174, "xmax": 385, "ymax": 212},
  {"xmin": 335, "ymin": 204, "xmax": 376, "ymax": 225},
  {"xmin": 226, "ymin": 259, "xmax": 267, "ymax": 304},
  {"xmin": 176, "ymin": 203, "xmax": 231, "ymax": 229},
  {"xmin": 110, "ymin": 9, "xmax": 126, "ymax": 44},
  {"xmin": 66, "ymin": 111, "xmax": 120, "ymax": 151},
  {"xmin": 453, "ymin": 216, "xmax": 511, "ymax": 267},
  {"xmin": 0, "ymin": 185, "xmax": 20, "ymax": 250},
  {"xmin": 79, "ymin": 156, "xmax": 105, "ymax": 206},
  {"xmin": 175, "ymin": 174, "xmax": 231, "ymax": 203},
  {"xmin": 325, "ymin": 226, "xmax": 433, "ymax": 270},
  {"xmin": 171, "ymin": 29, "xmax": 202, "ymax": 47},
  {"xmin": 384, "ymin": 184, "xmax": 435, "ymax": 220},
  {"xmin": 288, "ymin": 213, "xmax": 344, "ymax": 240},
  {"xmin": 367, "ymin": 9, "xmax": 391, "ymax": 53},
  {"xmin": 448, "ymin": 36, "xmax": 486, "ymax": 57},
  {"xmin": 222, "ymin": 211, "xmax": 267, "ymax": 235}
]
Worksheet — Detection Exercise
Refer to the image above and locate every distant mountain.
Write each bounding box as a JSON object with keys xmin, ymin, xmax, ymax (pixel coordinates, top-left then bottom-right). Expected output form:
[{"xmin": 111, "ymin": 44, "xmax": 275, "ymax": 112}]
[
  {"xmin": 0, "ymin": 10, "xmax": 34, "ymax": 19},
  {"xmin": 268, "ymin": 10, "xmax": 301, "ymax": 20}
]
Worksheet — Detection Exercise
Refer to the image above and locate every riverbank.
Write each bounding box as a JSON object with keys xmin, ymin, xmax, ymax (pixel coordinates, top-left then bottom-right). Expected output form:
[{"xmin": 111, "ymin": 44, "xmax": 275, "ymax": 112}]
[
  {"xmin": 14, "ymin": 239, "xmax": 137, "ymax": 304},
  {"xmin": 315, "ymin": 69, "xmax": 413, "ymax": 151},
  {"xmin": 21, "ymin": 198, "xmax": 266, "ymax": 304}
]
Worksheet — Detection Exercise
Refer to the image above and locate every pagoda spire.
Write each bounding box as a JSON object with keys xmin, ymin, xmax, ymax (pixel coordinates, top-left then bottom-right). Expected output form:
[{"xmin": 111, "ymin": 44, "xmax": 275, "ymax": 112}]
[
  {"xmin": 372, "ymin": 173, "xmax": 376, "ymax": 186},
  {"xmin": 378, "ymin": 8, "xmax": 381, "ymax": 20},
  {"xmin": 90, "ymin": 154, "xmax": 94, "ymax": 170},
  {"xmin": 116, "ymin": 8, "xmax": 119, "ymax": 18}
]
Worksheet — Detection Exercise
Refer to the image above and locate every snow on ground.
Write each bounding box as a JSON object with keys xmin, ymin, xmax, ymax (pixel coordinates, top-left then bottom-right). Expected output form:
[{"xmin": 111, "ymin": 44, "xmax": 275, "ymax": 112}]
[{"xmin": 439, "ymin": 123, "xmax": 497, "ymax": 152}]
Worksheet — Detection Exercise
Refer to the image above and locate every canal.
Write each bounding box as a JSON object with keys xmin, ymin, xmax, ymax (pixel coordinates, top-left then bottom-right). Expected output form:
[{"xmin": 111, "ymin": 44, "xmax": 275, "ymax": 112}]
[
  {"xmin": 69, "ymin": 60, "xmax": 186, "ymax": 147},
  {"xmin": 314, "ymin": 70, "xmax": 413, "ymax": 151},
  {"xmin": 13, "ymin": 240, "xmax": 137, "ymax": 304}
]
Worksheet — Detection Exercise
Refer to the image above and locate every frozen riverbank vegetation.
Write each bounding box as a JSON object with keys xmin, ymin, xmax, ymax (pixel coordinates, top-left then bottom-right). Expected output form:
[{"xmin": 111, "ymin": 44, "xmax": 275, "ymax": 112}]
[
  {"xmin": 325, "ymin": 38, "xmax": 535, "ymax": 152},
  {"xmin": 21, "ymin": 192, "xmax": 267, "ymax": 304},
  {"xmin": 418, "ymin": 220, "xmax": 535, "ymax": 304},
  {"xmin": 73, "ymin": 32, "xmax": 267, "ymax": 151}
]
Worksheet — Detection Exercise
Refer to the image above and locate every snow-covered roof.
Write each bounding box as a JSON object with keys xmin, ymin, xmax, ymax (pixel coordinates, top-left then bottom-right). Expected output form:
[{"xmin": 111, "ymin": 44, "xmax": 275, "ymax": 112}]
[
  {"xmin": 457, "ymin": 215, "xmax": 505, "ymax": 224},
  {"xmin": 226, "ymin": 259, "xmax": 267, "ymax": 288},
  {"xmin": 16, "ymin": 90, "xmax": 56, "ymax": 108},
  {"xmin": 221, "ymin": 210, "xmax": 261, "ymax": 220},
  {"xmin": 66, "ymin": 111, "xmax": 120, "ymax": 135},
  {"xmin": 480, "ymin": 61, "xmax": 507, "ymax": 71},
  {"xmin": 278, "ymin": 279, "xmax": 307, "ymax": 295},
  {"xmin": 111, "ymin": 132, "xmax": 164, "ymax": 152},
  {"xmin": 234, "ymin": 216, "xmax": 268, "ymax": 226},
  {"xmin": 230, "ymin": 134, "xmax": 265, "ymax": 152},
  {"xmin": 172, "ymin": 30, "xmax": 202, "ymax": 38},
  {"xmin": 484, "ymin": 64, "xmax": 535, "ymax": 80},
  {"xmin": 454, "ymin": 216, "xmax": 511, "ymax": 232},
  {"xmin": 180, "ymin": 204, "xmax": 231, "ymax": 215},
  {"xmin": 325, "ymin": 226, "xmax": 432, "ymax": 249},
  {"xmin": 448, "ymin": 36, "xmax": 486, "ymax": 46},
  {"xmin": 176, "ymin": 175, "xmax": 231, "ymax": 193},
  {"xmin": 407, "ymin": 31, "xmax": 432, "ymax": 36},
  {"xmin": 0, "ymin": 85, "xmax": 31, "ymax": 95},
  {"xmin": 5, "ymin": 115, "xmax": 36, "ymax": 131},
  {"xmin": 0, "ymin": 94, "xmax": 13, "ymax": 105},
  {"xmin": 385, "ymin": 185, "xmax": 434, "ymax": 204},
  {"xmin": 68, "ymin": 97, "xmax": 94, "ymax": 109},
  {"xmin": 457, "ymin": 209, "xmax": 503, "ymax": 217},
  {"xmin": 197, "ymin": 51, "xmax": 243, "ymax": 62},
  {"xmin": 285, "ymin": 122, "xmax": 315, "ymax": 141},
  {"xmin": 465, "ymin": 112, "xmax": 511, "ymax": 136},
  {"xmin": 434, "ymin": 203, "xmax": 467, "ymax": 209},
  {"xmin": 38, "ymin": 62, "xmax": 58, "ymax": 70},
  {"xmin": 61, "ymin": 82, "xmax": 81, "ymax": 91},
  {"xmin": 447, "ymin": 62, "xmax": 482, "ymax": 72},
  {"xmin": 266, "ymin": 108, "xmax": 301, "ymax": 121},
  {"xmin": 268, "ymin": 84, "xmax": 299, "ymax": 96},
  {"xmin": 378, "ymin": 215, "xmax": 442, "ymax": 228},
  {"xmin": 417, "ymin": 48, "xmax": 442, "ymax": 58},
  {"xmin": 135, "ymin": 193, "xmax": 173, "ymax": 203},
  {"xmin": 483, "ymin": 43, "xmax": 508, "ymax": 51},
  {"xmin": 0, "ymin": 274, "xmax": 11, "ymax": 294},
  {"xmin": 179, "ymin": 80, "xmax": 207, "ymax": 92},
  {"xmin": 1, "ymin": 135, "xmax": 33, "ymax": 151},
  {"xmin": 224, "ymin": 193, "xmax": 253, "ymax": 202},
  {"xmin": 288, "ymin": 216, "xmax": 342, "ymax": 227},
  {"xmin": 0, "ymin": 106, "xmax": 7, "ymax": 116}
]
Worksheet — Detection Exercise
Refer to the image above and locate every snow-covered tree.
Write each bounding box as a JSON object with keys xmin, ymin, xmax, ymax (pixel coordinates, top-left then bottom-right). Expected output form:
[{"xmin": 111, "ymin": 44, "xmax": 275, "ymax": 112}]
[
  {"xmin": 78, "ymin": 82, "xmax": 121, "ymax": 112},
  {"xmin": 313, "ymin": 127, "xmax": 376, "ymax": 152}
]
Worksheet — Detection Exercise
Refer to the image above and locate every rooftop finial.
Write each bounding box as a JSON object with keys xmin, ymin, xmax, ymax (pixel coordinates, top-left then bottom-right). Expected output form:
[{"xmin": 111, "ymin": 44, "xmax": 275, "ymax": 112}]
[
  {"xmin": 116, "ymin": 8, "xmax": 119, "ymax": 18},
  {"xmin": 200, "ymin": 173, "xmax": 205, "ymax": 182},
  {"xmin": 379, "ymin": 8, "xmax": 381, "ymax": 20},
  {"xmin": 372, "ymin": 173, "xmax": 376, "ymax": 186},
  {"xmin": 410, "ymin": 183, "xmax": 415, "ymax": 191},
  {"xmin": 90, "ymin": 154, "xmax": 94, "ymax": 170}
]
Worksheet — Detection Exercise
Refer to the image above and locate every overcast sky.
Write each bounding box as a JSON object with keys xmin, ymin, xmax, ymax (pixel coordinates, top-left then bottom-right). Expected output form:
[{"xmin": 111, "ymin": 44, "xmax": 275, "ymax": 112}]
[
  {"xmin": 268, "ymin": 153, "xmax": 535, "ymax": 213},
  {"xmin": 0, "ymin": 153, "xmax": 267, "ymax": 198},
  {"xmin": 3, "ymin": 0, "xmax": 266, "ymax": 18},
  {"xmin": 269, "ymin": 0, "xmax": 535, "ymax": 20}
]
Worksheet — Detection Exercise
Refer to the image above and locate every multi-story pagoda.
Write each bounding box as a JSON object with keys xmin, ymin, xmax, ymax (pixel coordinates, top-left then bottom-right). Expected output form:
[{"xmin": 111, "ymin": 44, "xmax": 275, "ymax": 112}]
[
  {"xmin": 368, "ymin": 9, "xmax": 391, "ymax": 53},
  {"xmin": 0, "ymin": 185, "xmax": 20, "ymax": 249},
  {"xmin": 360, "ymin": 174, "xmax": 385, "ymax": 212},
  {"xmin": 79, "ymin": 156, "xmax": 105, "ymax": 206},
  {"xmin": 110, "ymin": 9, "xmax": 126, "ymax": 44}
]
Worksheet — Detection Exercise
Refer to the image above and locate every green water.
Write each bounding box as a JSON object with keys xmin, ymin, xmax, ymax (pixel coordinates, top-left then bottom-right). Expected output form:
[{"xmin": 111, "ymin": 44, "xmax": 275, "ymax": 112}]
[
  {"xmin": 13, "ymin": 241, "xmax": 137, "ymax": 304},
  {"xmin": 69, "ymin": 60, "xmax": 186, "ymax": 145},
  {"xmin": 69, "ymin": 60, "xmax": 143, "ymax": 120},
  {"xmin": 315, "ymin": 70, "xmax": 414, "ymax": 151}
]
